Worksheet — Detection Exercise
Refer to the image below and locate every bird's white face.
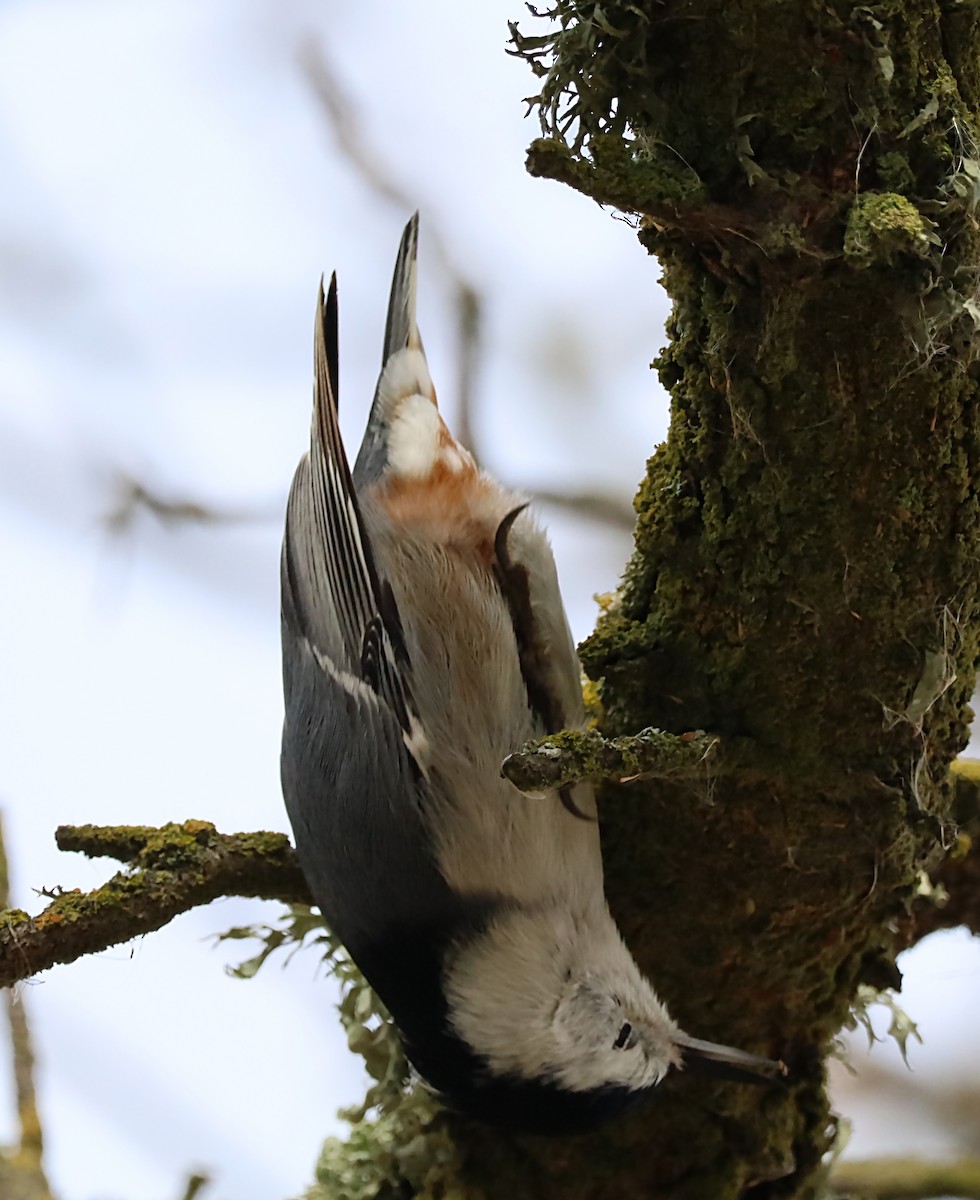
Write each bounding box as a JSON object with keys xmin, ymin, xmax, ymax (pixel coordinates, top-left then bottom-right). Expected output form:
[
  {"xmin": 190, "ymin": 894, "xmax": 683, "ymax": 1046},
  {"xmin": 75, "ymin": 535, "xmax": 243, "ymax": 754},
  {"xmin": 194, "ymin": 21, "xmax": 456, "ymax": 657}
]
[
  {"xmin": 549, "ymin": 969, "xmax": 682, "ymax": 1093},
  {"xmin": 445, "ymin": 903, "xmax": 683, "ymax": 1096}
]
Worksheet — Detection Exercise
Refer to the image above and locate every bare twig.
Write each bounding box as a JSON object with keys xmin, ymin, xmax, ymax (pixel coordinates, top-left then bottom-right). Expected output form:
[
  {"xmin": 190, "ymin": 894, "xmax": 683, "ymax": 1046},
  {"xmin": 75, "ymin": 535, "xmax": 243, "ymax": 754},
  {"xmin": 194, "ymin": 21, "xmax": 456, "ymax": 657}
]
[
  {"xmin": 105, "ymin": 473, "xmax": 278, "ymax": 535},
  {"xmin": 533, "ymin": 487, "xmax": 635, "ymax": 531},
  {"xmin": 0, "ymin": 823, "xmax": 311, "ymax": 989}
]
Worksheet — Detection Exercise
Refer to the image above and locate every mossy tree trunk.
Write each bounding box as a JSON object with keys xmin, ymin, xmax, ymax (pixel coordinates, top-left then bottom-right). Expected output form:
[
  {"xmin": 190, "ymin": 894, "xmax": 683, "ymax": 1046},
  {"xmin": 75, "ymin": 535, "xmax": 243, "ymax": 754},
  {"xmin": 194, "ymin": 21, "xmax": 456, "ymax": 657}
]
[{"xmin": 452, "ymin": 3, "xmax": 980, "ymax": 1198}]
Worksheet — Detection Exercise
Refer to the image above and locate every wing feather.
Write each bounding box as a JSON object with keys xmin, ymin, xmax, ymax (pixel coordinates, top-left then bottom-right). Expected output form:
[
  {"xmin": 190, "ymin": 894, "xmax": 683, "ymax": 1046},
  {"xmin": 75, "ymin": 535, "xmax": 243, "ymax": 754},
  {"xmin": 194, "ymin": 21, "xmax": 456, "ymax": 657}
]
[{"xmin": 282, "ymin": 274, "xmax": 422, "ymax": 761}]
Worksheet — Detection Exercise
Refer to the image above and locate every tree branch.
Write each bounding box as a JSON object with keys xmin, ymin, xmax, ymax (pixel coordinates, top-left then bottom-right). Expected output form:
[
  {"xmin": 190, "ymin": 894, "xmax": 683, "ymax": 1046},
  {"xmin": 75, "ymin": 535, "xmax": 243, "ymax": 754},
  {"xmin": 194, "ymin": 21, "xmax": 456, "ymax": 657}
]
[
  {"xmin": 104, "ymin": 474, "xmax": 278, "ymax": 535},
  {"xmin": 501, "ymin": 727, "xmax": 723, "ymax": 792},
  {"xmin": 0, "ymin": 823, "xmax": 311, "ymax": 989}
]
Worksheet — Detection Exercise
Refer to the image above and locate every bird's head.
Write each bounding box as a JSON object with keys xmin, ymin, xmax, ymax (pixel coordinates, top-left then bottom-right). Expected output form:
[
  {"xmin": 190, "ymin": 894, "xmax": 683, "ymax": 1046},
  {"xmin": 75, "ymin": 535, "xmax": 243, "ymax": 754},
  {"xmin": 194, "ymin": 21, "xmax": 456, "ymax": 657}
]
[{"xmin": 444, "ymin": 903, "xmax": 783, "ymax": 1110}]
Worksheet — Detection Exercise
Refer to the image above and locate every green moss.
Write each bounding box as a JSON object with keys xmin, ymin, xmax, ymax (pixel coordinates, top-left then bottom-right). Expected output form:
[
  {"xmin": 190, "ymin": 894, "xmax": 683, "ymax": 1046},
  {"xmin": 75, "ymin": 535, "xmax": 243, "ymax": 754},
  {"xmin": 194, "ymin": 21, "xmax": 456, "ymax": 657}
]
[
  {"xmin": 135, "ymin": 822, "xmax": 217, "ymax": 870},
  {"xmin": 878, "ymin": 150, "xmax": 916, "ymax": 193},
  {"xmin": 843, "ymin": 192, "xmax": 938, "ymax": 267},
  {"xmin": 241, "ymin": 831, "xmax": 292, "ymax": 855}
]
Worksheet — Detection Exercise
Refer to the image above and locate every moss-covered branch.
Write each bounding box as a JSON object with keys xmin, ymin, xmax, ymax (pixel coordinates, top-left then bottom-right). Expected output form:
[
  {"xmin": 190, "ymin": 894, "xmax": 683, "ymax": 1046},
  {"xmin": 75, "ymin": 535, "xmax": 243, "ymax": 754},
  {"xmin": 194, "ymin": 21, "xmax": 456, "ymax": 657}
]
[
  {"xmin": 502, "ymin": 727, "xmax": 723, "ymax": 791},
  {"xmin": 0, "ymin": 822, "xmax": 311, "ymax": 988}
]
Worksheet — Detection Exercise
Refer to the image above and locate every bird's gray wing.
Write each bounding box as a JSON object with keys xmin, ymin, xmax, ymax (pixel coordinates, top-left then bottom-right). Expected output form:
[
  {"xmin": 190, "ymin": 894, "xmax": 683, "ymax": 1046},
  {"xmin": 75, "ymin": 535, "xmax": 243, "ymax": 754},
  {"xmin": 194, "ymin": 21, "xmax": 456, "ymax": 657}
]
[
  {"xmin": 352, "ymin": 212, "xmax": 421, "ymax": 487},
  {"xmin": 281, "ymin": 273, "xmax": 423, "ymax": 762}
]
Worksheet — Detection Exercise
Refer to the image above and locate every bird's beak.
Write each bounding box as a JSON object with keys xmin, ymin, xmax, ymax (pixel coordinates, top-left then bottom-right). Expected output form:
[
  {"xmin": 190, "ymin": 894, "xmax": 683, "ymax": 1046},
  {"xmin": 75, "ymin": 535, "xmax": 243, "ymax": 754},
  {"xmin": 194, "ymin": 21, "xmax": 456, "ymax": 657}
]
[{"xmin": 673, "ymin": 1032, "xmax": 788, "ymax": 1084}]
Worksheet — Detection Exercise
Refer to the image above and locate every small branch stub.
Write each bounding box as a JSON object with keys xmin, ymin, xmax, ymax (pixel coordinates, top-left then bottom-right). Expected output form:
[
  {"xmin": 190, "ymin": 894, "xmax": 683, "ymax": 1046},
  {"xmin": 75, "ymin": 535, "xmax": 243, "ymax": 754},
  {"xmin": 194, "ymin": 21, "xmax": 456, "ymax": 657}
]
[{"xmin": 501, "ymin": 727, "xmax": 722, "ymax": 793}]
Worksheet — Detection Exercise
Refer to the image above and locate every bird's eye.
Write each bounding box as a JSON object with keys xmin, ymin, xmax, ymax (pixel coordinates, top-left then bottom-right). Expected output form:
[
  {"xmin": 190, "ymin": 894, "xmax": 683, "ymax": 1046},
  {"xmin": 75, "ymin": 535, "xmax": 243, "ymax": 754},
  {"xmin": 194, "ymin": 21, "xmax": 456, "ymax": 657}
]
[{"xmin": 612, "ymin": 1022, "xmax": 633, "ymax": 1050}]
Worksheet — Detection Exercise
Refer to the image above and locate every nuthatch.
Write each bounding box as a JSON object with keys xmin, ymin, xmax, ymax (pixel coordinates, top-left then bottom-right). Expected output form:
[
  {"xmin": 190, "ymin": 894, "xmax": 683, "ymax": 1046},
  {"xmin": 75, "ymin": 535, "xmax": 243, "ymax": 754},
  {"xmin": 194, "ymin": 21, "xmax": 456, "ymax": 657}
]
[{"xmin": 280, "ymin": 216, "xmax": 784, "ymax": 1134}]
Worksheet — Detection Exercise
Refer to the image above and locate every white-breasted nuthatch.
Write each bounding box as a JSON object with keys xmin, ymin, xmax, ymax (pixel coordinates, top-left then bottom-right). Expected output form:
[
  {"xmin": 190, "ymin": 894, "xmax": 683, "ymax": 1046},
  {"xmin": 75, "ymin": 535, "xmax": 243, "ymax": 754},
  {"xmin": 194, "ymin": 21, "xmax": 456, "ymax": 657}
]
[{"xmin": 280, "ymin": 216, "xmax": 785, "ymax": 1134}]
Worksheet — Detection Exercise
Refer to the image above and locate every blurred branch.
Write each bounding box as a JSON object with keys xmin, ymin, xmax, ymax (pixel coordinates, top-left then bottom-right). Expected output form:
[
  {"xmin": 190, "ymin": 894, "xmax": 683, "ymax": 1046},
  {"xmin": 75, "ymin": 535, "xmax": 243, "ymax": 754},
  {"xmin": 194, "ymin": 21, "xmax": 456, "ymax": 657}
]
[
  {"xmin": 298, "ymin": 38, "xmax": 415, "ymax": 218},
  {"xmin": 0, "ymin": 822, "xmax": 311, "ymax": 989},
  {"xmin": 830, "ymin": 1156, "xmax": 980, "ymax": 1198},
  {"xmin": 177, "ymin": 1173, "xmax": 211, "ymax": 1200},
  {"xmin": 106, "ymin": 474, "xmax": 635, "ymax": 542},
  {"xmin": 534, "ymin": 487, "xmax": 635, "ymax": 531},
  {"xmin": 453, "ymin": 279, "xmax": 480, "ymax": 456},
  {"xmin": 105, "ymin": 473, "xmax": 277, "ymax": 534},
  {"xmin": 0, "ymin": 815, "xmax": 56, "ymax": 1200}
]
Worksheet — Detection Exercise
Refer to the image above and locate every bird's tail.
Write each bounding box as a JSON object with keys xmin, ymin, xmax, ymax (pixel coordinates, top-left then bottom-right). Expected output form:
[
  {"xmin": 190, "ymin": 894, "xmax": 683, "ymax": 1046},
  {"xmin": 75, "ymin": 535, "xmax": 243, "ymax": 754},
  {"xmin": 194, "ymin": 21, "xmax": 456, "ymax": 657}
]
[
  {"xmin": 353, "ymin": 213, "xmax": 454, "ymax": 486},
  {"xmin": 381, "ymin": 211, "xmax": 422, "ymax": 359}
]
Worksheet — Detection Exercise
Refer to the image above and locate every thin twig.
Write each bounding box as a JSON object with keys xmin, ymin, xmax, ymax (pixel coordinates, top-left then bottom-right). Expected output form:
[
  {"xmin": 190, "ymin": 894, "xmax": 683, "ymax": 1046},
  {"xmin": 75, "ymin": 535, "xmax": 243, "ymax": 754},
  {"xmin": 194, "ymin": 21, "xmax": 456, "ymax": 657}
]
[{"xmin": 105, "ymin": 473, "xmax": 278, "ymax": 535}]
